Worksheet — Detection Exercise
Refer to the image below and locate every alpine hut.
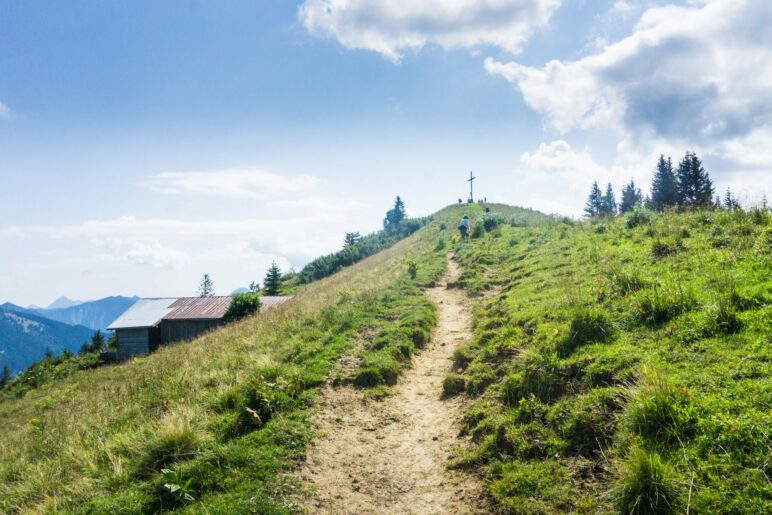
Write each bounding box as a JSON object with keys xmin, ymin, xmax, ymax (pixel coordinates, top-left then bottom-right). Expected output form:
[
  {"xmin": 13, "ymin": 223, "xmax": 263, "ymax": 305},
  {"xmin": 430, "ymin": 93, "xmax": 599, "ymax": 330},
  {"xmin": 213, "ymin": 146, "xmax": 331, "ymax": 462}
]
[{"xmin": 108, "ymin": 295, "xmax": 292, "ymax": 361}]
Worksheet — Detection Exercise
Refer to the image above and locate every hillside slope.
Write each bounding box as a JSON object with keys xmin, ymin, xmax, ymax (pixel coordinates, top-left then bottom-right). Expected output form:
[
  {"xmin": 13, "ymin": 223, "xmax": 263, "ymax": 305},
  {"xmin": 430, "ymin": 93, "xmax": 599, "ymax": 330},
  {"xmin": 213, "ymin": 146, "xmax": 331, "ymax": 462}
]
[
  {"xmin": 0, "ymin": 308, "xmax": 95, "ymax": 374},
  {"xmin": 448, "ymin": 206, "xmax": 770, "ymax": 513},
  {"xmin": 0, "ymin": 203, "xmax": 768, "ymax": 514}
]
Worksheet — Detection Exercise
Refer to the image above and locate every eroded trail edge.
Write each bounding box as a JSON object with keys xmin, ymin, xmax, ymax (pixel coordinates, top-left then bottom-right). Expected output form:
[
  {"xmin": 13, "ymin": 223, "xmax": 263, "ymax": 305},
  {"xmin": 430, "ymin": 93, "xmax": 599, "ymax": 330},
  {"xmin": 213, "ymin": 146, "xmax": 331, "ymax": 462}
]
[{"xmin": 296, "ymin": 255, "xmax": 484, "ymax": 514}]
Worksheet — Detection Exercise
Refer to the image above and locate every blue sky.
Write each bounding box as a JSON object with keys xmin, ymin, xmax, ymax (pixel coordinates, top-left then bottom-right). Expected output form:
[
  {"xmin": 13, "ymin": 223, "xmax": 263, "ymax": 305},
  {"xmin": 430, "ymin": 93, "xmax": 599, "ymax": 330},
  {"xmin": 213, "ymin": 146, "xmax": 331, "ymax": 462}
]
[{"xmin": 1, "ymin": 0, "xmax": 770, "ymax": 306}]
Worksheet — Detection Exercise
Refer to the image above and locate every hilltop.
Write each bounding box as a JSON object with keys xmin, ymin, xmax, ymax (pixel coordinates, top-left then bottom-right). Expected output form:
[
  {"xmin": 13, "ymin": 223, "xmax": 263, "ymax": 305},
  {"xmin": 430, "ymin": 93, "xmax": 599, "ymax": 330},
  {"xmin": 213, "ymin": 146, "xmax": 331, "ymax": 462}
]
[{"xmin": 0, "ymin": 203, "xmax": 769, "ymax": 513}]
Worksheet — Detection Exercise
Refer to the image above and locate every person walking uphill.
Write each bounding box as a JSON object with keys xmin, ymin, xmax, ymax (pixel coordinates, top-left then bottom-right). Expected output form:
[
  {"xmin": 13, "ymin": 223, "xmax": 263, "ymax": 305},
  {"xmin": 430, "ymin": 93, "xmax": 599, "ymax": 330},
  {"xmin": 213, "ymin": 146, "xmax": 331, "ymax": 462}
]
[{"xmin": 458, "ymin": 215, "xmax": 470, "ymax": 240}]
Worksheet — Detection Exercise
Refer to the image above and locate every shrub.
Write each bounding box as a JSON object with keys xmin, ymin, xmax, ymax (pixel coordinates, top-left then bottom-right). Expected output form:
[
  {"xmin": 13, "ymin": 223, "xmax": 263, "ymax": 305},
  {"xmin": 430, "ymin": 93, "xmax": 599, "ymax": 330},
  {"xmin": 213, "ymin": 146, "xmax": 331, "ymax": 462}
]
[
  {"xmin": 625, "ymin": 206, "xmax": 653, "ymax": 228},
  {"xmin": 406, "ymin": 259, "xmax": 418, "ymax": 279},
  {"xmin": 439, "ymin": 222, "xmax": 447, "ymax": 231},
  {"xmin": 435, "ymin": 238, "xmax": 446, "ymax": 251},
  {"xmin": 622, "ymin": 367, "xmax": 695, "ymax": 443},
  {"xmin": 471, "ymin": 224, "xmax": 485, "ymax": 239},
  {"xmin": 442, "ymin": 374, "xmax": 466, "ymax": 397},
  {"xmin": 482, "ymin": 212, "xmax": 506, "ymax": 232},
  {"xmin": 753, "ymin": 227, "xmax": 772, "ymax": 253},
  {"xmin": 709, "ymin": 226, "xmax": 731, "ymax": 248},
  {"xmin": 614, "ymin": 446, "xmax": 682, "ymax": 514},
  {"xmin": 224, "ymin": 293, "xmax": 262, "ymax": 322},
  {"xmin": 635, "ymin": 283, "xmax": 696, "ymax": 326},
  {"xmin": 558, "ymin": 306, "xmax": 614, "ymax": 357},
  {"xmin": 230, "ymin": 369, "xmax": 302, "ymax": 435}
]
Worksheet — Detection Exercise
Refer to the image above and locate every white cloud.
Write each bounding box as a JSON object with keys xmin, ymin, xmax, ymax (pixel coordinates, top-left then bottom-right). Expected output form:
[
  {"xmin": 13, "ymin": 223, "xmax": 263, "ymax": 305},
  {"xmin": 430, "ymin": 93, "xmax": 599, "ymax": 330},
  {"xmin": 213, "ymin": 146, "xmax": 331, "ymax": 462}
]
[
  {"xmin": 299, "ymin": 0, "xmax": 562, "ymax": 61},
  {"xmin": 486, "ymin": 0, "xmax": 772, "ymax": 145},
  {"xmin": 0, "ymin": 102, "xmax": 9, "ymax": 118},
  {"xmin": 146, "ymin": 169, "xmax": 318, "ymax": 199}
]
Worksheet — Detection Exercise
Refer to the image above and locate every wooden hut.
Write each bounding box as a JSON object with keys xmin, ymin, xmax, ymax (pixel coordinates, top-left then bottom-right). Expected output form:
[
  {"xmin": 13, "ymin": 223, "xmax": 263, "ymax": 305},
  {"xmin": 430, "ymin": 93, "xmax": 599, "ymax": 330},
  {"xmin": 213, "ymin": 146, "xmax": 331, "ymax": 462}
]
[{"xmin": 108, "ymin": 295, "xmax": 292, "ymax": 361}]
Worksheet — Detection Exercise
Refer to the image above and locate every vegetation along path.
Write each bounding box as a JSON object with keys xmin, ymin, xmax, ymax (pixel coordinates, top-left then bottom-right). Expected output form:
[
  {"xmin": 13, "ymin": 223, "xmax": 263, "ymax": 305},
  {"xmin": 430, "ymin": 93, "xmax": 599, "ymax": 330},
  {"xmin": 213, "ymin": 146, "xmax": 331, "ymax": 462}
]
[{"xmin": 297, "ymin": 255, "xmax": 485, "ymax": 514}]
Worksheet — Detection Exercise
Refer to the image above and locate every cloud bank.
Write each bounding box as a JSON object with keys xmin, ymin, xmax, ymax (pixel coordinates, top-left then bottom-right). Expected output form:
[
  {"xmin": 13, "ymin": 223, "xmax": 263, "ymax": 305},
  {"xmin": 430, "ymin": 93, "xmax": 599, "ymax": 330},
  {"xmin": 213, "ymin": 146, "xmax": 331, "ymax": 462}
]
[
  {"xmin": 299, "ymin": 0, "xmax": 562, "ymax": 61},
  {"xmin": 485, "ymin": 0, "xmax": 772, "ymax": 164}
]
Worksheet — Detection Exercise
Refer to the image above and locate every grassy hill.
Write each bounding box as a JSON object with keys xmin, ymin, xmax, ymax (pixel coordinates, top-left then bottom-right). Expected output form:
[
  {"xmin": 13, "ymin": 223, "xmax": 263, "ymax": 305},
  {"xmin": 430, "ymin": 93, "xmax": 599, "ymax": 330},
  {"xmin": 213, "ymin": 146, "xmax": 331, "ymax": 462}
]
[{"xmin": 0, "ymin": 203, "xmax": 768, "ymax": 513}]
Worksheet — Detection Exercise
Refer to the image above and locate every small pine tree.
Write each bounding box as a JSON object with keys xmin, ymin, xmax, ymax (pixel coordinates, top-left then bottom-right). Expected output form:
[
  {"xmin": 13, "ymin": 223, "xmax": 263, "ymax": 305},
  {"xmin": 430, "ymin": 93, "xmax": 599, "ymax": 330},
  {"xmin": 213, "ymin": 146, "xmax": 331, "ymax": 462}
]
[
  {"xmin": 80, "ymin": 341, "xmax": 92, "ymax": 355},
  {"xmin": 650, "ymin": 155, "xmax": 678, "ymax": 210},
  {"xmin": 724, "ymin": 189, "xmax": 740, "ymax": 210},
  {"xmin": 198, "ymin": 273, "xmax": 215, "ymax": 297},
  {"xmin": 584, "ymin": 181, "xmax": 604, "ymax": 218},
  {"xmin": 344, "ymin": 232, "xmax": 361, "ymax": 247},
  {"xmin": 248, "ymin": 281, "xmax": 261, "ymax": 293},
  {"xmin": 263, "ymin": 261, "xmax": 283, "ymax": 296},
  {"xmin": 676, "ymin": 151, "xmax": 714, "ymax": 208},
  {"xmin": 601, "ymin": 183, "xmax": 617, "ymax": 216},
  {"xmin": 383, "ymin": 196, "xmax": 407, "ymax": 232},
  {"xmin": 1, "ymin": 364, "xmax": 12, "ymax": 388},
  {"xmin": 619, "ymin": 180, "xmax": 643, "ymax": 213},
  {"xmin": 44, "ymin": 347, "xmax": 54, "ymax": 359},
  {"xmin": 91, "ymin": 330, "xmax": 105, "ymax": 352}
]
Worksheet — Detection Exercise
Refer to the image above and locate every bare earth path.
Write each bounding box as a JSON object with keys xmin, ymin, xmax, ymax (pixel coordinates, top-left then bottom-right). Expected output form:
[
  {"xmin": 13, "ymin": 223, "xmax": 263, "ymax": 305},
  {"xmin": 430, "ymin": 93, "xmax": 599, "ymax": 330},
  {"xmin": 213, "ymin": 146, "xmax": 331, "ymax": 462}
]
[{"xmin": 296, "ymin": 255, "xmax": 485, "ymax": 514}]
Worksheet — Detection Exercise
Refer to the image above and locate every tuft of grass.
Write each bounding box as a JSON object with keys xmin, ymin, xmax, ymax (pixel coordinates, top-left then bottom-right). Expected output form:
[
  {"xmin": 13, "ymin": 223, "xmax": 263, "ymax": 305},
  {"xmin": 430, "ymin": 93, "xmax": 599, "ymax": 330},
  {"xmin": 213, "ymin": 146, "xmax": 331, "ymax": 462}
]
[
  {"xmin": 621, "ymin": 367, "xmax": 695, "ymax": 444},
  {"xmin": 634, "ymin": 282, "xmax": 696, "ymax": 326},
  {"xmin": 503, "ymin": 350, "xmax": 565, "ymax": 404},
  {"xmin": 557, "ymin": 306, "xmax": 614, "ymax": 356},
  {"xmin": 651, "ymin": 237, "xmax": 681, "ymax": 257},
  {"xmin": 139, "ymin": 413, "xmax": 204, "ymax": 475},
  {"xmin": 442, "ymin": 373, "xmax": 466, "ymax": 397},
  {"xmin": 613, "ymin": 446, "xmax": 682, "ymax": 515}
]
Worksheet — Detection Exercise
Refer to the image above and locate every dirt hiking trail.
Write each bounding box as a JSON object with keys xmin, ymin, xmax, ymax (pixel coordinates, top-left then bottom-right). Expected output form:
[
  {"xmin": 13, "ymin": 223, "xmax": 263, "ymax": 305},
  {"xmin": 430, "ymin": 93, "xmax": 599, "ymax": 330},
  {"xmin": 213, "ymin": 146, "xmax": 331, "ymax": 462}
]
[{"xmin": 296, "ymin": 255, "xmax": 485, "ymax": 514}]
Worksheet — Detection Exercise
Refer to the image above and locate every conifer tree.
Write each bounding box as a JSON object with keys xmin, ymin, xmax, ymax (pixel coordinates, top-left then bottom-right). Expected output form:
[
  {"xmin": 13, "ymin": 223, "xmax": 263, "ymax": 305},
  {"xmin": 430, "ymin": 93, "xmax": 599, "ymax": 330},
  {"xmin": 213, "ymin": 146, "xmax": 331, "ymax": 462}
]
[
  {"xmin": 650, "ymin": 155, "xmax": 678, "ymax": 210},
  {"xmin": 91, "ymin": 330, "xmax": 105, "ymax": 352},
  {"xmin": 676, "ymin": 151, "xmax": 714, "ymax": 208},
  {"xmin": 383, "ymin": 196, "xmax": 407, "ymax": 232},
  {"xmin": 1, "ymin": 364, "xmax": 12, "ymax": 389},
  {"xmin": 724, "ymin": 189, "xmax": 740, "ymax": 210},
  {"xmin": 198, "ymin": 274, "xmax": 215, "ymax": 297},
  {"xmin": 263, "ymin": 261, "xmax": 283, "ymax": 296},
  {"xmin": 343, "ymin": 232, "xmax": 361, "ymax": 247},
  {"xmin": 80, "ymin": 341, "xmax": 92, "ymax": 355},
  {"xmin": 601, "ymin": 183, "xmax": 617, "ymax": 216},
  {"xmin": 619, "ymin": 180, "xmax": 643, "ymax": 213},
  {"xmin": 584, "ymin": 181, "xmax": 604, "ymax": 218}
]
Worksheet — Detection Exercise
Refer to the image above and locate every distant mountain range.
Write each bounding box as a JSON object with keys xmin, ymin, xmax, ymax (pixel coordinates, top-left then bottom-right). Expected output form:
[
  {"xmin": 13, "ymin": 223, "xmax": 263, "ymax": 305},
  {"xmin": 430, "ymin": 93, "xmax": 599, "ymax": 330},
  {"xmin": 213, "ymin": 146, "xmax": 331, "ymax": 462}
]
[
  {"xmin": 0, "ymin": 307, "xmax": 94, "ymax": 374},
  {"xmin": 1, "ymin": 296, "xmax": 138, "ymax": 333},
  {"xmin": 0, "ymin": 296, "xmax": 139, "ymax": 375}
]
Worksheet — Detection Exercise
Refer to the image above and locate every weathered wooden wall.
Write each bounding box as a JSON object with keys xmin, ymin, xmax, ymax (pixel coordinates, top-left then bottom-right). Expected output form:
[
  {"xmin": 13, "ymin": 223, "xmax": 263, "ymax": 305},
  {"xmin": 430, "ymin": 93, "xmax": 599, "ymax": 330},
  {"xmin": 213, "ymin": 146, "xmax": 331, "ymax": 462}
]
[
  {"xmin": 158, "ymin": 319, "xmax": 222, "ymax": 345},
  {"xmin": 116, "ymin": 328, "xmax": 150, "ymax": 360}
]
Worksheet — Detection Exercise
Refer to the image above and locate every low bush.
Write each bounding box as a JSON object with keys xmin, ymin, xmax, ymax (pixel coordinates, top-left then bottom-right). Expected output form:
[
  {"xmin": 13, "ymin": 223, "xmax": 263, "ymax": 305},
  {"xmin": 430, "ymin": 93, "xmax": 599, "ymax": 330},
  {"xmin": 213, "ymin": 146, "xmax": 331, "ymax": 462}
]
[
  {"xmin": 625, "ymin": 206, "xmax": 653, "ymax": 228},
  {"xmin": 482, "ymin": 212, "xmax": 506, "ymax": 232},
  {"xmin": 224, "ymin": 293, "xmax": 262, "ymax": 322},
  {"xmin": 651, "ymin": 238, "xmax": 681, "ymax": 257},
  {"xmin": 471, "ymin": 224, "xmax": 485, "ymax": 239},
  {"xmin": 614, "ymin": 446, "xmax": 682, "ymax": 514}
]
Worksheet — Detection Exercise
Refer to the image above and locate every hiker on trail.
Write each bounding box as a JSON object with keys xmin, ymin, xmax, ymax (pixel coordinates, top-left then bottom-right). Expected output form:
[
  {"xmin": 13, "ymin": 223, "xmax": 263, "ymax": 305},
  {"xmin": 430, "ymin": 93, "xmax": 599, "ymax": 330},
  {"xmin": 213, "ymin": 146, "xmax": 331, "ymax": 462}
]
[{"xmin": 458, "ymin": 215, "xmax": 470, "ymax": 240}]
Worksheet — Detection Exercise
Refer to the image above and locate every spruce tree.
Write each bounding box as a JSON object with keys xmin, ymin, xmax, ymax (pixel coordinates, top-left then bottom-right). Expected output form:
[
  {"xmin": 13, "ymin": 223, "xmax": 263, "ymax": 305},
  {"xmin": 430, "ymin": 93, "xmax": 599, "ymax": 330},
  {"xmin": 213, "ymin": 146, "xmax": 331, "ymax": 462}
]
[
  {"xmin": 263, "ymin": 261, "xmax": 283, "ymax": 296},
  {"xmin": 650, "ymin": 155, "xmax": 678, "ymax": 210},
  {"xmin": 619, "ymin": 180, "xmax": 643, "ymax": 213},
  {"xmin": 676, "ymin": 151, "xmax": 714, "ymax": 208},
  {"xmin": 601, "ymin": 183, "xmax": 617, "ymax": 216},
  {"xmin": 1, "ymin": 364, "xmax": 12, "ymax": 389},
  {"xmin": 584, "ymin": 181, "xmax": 604, "ymax": 218},
  {"xmin": 724, "ymin": 189, "xmax": 740, "ymax": 210},
  {"xmin": 383, "ymin": 196, "xmax": 407, "ymax": 232},
  {"xmin": 80, "ymin": 341, "xmax": 92, "ymax": 355},
  {"xmin": 198, "ymin": 273, "xmax": 215, "ymax": 297},
  {"xmin": 91, "ymin": 330, "xmax": 105, "ymax": 352},
  {"xmin": 343, "ymin": 232, "xmax": 361, "ymax": 247}
]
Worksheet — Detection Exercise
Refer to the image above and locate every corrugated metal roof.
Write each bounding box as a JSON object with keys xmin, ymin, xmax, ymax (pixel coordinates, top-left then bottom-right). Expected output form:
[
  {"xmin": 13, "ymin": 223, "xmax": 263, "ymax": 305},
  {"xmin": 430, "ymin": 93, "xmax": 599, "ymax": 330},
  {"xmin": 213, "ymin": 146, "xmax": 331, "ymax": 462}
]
[
  {"xmin": 108, "ymin": 295, "xmax": 294, "ymax": 329},
  {"xmin": 164, "ymin": 296, "xmax": 233, "ymax": 320},
  {"xmin": 107, "ymin": 298, "xmax": 176, "ymax": 329},
  {"xmin": 260, "ymin": 296, "xmax": 292, "ymax": 312}
]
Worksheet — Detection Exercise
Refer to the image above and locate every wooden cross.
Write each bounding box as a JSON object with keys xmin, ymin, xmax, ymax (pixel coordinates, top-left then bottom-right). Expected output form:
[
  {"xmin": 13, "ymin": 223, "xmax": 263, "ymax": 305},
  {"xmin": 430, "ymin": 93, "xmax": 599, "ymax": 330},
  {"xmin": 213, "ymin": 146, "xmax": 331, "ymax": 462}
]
[{"xmin": 468, "ymin": 171, "xmax": 476, "ymax": 202}]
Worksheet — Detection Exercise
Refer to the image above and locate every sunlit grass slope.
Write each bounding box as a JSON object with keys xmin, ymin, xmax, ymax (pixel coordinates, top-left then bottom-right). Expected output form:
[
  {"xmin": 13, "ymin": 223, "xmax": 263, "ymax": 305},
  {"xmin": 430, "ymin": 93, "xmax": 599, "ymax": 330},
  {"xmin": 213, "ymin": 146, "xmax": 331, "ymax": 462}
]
[
  {"xmin": 0, "ymin": 203, "xmax": 544, "ymax": 513},
  {"xmin": 448, "ymin": 207, "xmax": 771, "ymax": 513}
]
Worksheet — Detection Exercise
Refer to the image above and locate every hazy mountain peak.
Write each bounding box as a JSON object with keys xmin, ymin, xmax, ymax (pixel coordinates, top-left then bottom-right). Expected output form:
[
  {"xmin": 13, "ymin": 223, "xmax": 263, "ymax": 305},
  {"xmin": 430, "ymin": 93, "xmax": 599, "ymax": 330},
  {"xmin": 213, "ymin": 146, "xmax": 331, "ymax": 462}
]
[{"xmin": 46, "ymin": 296, "xmax": 84, "ymax": 310}]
